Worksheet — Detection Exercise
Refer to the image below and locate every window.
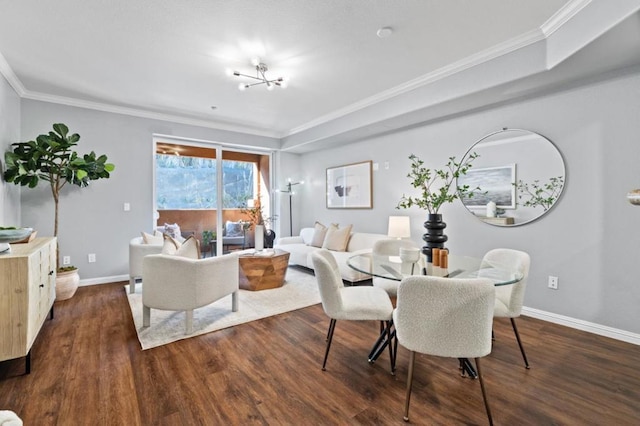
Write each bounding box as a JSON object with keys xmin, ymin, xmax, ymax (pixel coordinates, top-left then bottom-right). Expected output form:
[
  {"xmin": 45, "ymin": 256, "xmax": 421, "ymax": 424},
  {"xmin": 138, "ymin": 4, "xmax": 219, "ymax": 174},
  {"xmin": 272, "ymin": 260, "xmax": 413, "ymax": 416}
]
[{"xmin": 156, "ymin": 154, "xmax": 255, "ymax": 209}]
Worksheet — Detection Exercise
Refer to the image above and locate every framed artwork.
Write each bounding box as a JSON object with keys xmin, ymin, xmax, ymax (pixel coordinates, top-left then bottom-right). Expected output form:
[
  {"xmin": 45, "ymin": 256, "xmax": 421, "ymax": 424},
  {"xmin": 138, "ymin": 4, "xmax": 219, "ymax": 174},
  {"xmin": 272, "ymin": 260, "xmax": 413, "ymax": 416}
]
[
  {"xmin": 326, "ymin": 160, "xmax": 373, "ymax": 209},
  {"xmin": 458, "ymin": 164, "xmax": 516, "ymax": 209}
]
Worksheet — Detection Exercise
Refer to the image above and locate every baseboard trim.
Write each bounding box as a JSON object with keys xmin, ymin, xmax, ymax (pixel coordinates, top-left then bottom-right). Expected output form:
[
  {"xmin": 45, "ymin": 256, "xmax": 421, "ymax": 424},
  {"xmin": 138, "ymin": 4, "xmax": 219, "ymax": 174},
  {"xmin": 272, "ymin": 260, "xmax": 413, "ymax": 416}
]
[
  {"xmin": 79, "ymin": 274, "xmax": 129, "ymax": 286},
  {"xmin": 522, "ymin": 307, "xmax": 640, "ymax": 346},
  {"xmin": 76, "ymin": 275, "xmax": 640, "ymax": 346}
]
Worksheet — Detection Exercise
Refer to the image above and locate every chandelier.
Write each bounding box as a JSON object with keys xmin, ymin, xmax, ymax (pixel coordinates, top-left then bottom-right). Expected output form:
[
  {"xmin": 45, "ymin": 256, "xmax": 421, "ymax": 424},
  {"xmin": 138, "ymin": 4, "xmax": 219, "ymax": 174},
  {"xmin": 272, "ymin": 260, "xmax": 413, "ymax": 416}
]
[{"xmin": 230, "ymin": 59, "xmax": 287, "ymax": 91}]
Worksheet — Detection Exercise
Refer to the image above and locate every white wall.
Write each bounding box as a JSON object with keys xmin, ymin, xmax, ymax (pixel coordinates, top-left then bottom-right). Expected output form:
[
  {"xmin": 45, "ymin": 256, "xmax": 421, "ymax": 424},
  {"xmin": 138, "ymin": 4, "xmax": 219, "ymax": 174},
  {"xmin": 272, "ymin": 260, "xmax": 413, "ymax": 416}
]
[
  {"xmin": 19, "ymin": 100, "xmax": 280, "ymax": 281},
  {"xmin": 295, "ymin": 70, "xmax": 640, "ymax": 335},
  {"xmin": 0, "ymin": 74, "xmax": 21, "ymax": 225}
]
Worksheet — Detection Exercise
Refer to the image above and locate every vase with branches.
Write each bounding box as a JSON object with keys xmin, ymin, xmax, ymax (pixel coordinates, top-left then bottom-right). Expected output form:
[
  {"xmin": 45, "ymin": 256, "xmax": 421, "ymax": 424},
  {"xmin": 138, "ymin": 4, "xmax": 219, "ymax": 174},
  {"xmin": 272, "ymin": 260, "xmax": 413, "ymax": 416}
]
[
  {"xmin": 3, "ymin": 123, "xmax": 115, "ymax": 273},
  {"xmin": 240, "ymin": 197, "xmax": 278, "ymax": 248},
  {"xmin": 397, "ymin": 153, "xmax": 480, "ymax": 260}
]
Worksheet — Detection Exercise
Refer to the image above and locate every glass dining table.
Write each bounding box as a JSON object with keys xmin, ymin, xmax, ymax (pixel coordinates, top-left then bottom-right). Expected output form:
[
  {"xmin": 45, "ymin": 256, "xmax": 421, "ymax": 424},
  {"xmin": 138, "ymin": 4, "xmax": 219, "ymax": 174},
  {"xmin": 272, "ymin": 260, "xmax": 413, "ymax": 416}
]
[
  {"xmin": 347, "ymin": 251, "xmax": 524, "ymax": 378},
  {"xmin": 347, "ymin": 252, "xmax": 523, "ymax": 286}
]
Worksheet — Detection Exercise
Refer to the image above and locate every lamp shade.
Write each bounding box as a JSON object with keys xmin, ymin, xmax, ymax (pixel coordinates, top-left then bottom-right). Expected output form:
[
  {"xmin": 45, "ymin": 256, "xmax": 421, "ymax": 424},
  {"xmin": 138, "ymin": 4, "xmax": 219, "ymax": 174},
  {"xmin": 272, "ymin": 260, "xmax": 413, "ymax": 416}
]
[{"xmin": 388, "ymin": 216, "xmax": 411, "ymax": 239}]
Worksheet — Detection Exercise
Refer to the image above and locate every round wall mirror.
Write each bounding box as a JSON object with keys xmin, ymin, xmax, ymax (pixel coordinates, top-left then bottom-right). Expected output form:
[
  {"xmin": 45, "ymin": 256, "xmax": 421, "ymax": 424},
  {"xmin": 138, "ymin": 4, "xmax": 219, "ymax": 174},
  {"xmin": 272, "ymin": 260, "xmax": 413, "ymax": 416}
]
[{"xmin": 457, "ymin": 128, "xmax": 565, "ymax": 226}]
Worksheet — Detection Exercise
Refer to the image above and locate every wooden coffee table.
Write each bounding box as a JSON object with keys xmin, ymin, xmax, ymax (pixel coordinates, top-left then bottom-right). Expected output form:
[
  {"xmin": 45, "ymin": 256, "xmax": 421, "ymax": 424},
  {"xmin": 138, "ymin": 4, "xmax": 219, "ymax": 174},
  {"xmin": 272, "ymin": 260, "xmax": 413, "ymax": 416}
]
[{"xmin": 238, "ymin": 249, "xmax": 290, "ymax": 291}]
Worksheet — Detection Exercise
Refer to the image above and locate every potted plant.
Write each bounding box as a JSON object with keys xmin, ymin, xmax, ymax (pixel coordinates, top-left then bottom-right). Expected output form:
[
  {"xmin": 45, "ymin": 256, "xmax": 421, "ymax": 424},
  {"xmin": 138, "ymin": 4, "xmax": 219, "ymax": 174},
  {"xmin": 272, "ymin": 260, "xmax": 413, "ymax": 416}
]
[
  {"xmin": 240, "ymin": 197, "xmax": 277, "ymax": 248},
  {"xmin": 3, "ymin": 123, "xmax": 115, "ymax": 299},
  {"xmin": 396, "ymin": 153, "xmax": 480, "ymax": 261}
]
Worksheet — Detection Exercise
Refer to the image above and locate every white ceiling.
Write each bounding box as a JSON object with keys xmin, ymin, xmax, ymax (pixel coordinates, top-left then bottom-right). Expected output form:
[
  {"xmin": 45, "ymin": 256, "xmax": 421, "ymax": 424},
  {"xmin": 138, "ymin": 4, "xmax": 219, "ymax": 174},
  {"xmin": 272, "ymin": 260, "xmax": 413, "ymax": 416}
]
[{"xmin": 1, "ymin": 0, "xmax": 640, "ymax": 152}]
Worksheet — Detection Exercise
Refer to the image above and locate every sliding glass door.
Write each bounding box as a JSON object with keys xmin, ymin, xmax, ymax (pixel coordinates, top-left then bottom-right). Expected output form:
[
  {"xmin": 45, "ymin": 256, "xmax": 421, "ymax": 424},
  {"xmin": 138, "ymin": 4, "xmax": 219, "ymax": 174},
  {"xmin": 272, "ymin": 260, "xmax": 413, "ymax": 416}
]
[{"xmin": 153, "ymin": 138, "xmax": 272, "ymax": 257}]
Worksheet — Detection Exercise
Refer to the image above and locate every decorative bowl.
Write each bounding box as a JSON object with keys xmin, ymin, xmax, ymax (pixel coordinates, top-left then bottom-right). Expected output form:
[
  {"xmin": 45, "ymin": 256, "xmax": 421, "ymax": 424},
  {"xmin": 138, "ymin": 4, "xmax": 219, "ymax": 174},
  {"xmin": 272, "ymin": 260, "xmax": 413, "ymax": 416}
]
[{"xmin": 0, "ymin": 227, "xmax": 34, "ymax": 253}]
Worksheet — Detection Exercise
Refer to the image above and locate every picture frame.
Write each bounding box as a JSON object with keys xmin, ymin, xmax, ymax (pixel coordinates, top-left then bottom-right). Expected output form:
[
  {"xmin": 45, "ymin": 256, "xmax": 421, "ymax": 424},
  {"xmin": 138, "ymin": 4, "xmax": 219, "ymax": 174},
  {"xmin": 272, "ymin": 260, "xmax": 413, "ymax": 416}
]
[
  {"xmin": 326, "ymin": 160, "xmax": 373, "ymax": 209},
  {"xmin": 458, "ymin": 164, "xmax": 516, "ymax": 209}
]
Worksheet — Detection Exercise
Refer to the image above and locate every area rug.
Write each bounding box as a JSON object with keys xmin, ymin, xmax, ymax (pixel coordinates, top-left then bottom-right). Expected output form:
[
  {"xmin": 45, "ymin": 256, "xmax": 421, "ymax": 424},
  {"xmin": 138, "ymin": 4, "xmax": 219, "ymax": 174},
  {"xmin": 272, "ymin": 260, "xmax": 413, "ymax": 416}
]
[{"xmin": 125, "ymin": 267, "xmax": 320, "ymax": 350}]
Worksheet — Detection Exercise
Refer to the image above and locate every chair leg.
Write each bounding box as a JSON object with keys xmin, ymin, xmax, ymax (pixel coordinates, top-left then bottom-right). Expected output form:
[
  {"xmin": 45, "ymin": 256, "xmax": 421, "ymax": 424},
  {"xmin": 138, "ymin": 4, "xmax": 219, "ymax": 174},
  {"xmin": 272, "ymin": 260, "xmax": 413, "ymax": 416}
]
[
  {"xmin": 322, "ymin": 319, "xmax": 337, "ymax": 371},
  {"xmin": 232, "ymin": 291, "xmax": 239, "ymax": 312},
  {"xmin": 129, "ymin": 277, "xmax": 136, "ymax": 294},
  {"xmin": 385, "ymin": 320, "xmax": 395, "ymax": 375},
  {"xmin": 510, "ymin": 318, "xmax": 530, "ymax": 369},
  {"xmin": 185, "ymin": 310, "xmax": 194, "ymax": 335},
  {"xmin": 403, "ymin": 351, "xmax": 416, "ymax": 422},
  {"xmin": 142, "ymin": 305, "xmax": 151, "ymax": 327},
  {"xmin": 474, "ymin": 357, "xmax": 494, "ymax": 426}
]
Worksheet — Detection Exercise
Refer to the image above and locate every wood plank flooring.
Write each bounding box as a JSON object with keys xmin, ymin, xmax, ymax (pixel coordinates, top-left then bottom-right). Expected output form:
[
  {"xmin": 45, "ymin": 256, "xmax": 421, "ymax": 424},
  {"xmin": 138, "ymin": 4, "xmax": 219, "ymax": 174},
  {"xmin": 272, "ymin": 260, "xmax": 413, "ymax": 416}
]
[{"xmin": 1, "ymin": 278, "xmax": 639, "ymax": 425}]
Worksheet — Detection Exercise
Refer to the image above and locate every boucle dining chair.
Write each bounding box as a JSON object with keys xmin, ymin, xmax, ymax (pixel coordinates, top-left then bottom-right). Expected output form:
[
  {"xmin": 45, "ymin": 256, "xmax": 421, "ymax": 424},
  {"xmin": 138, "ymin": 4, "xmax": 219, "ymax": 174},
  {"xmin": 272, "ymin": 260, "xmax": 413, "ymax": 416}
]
[
  {"xmin": 311, "ymin": 249, "xmax": 395, "ymax": 373},
  {"xmin": 481, "ymin": 248, "xmax": 531, "ymax": 368},
  {"xmin": 393, "ymin": 275, "xmax": 496, "ymax": 424},
  {"xmin": 372, "ymin": 239, "xmax": 420, "ymax": 297}
]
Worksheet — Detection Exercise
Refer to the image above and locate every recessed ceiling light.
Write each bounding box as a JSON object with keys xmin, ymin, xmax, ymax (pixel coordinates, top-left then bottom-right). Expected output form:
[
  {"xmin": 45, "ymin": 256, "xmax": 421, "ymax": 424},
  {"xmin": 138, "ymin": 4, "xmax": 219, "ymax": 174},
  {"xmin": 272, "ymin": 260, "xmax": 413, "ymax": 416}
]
[{"xmin": 376, "ymin": 27, "xmax": 393, "ymax": 38}]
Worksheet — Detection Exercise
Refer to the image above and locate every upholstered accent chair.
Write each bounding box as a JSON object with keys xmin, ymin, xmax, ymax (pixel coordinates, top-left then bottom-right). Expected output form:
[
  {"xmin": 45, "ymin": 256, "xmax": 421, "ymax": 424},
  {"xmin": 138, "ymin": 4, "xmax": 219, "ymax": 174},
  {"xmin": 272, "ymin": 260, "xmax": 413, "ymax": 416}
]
[
  {"xmin": 372, "ymin": 239, "xmax": 421, "ymax": 297},
  {"xmin": 481, "ymin": 248, "xmax": 531, "ymax": 368},
  {"xmin": 128, "ymin": 237, "xmax": 163, "ymax": 294},
  {"xmin": 393, "ymin": 275, "xmax": 496, "ymax": 424},
  {"xmin": 142, "ymin": 252, "xmax": 239, "ymax": 334},
  {"xmin": 311, "ymin": 249, "xmax": 395, "ymax": 373}
]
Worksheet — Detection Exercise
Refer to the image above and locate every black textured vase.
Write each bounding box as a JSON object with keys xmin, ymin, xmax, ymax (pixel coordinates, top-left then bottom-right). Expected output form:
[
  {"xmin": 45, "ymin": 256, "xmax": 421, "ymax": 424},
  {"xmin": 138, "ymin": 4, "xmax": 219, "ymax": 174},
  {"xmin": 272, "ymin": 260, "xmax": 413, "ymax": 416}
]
[{"xmin": 422, "ymin": 213, "xmax": 448, "ymax": 262}]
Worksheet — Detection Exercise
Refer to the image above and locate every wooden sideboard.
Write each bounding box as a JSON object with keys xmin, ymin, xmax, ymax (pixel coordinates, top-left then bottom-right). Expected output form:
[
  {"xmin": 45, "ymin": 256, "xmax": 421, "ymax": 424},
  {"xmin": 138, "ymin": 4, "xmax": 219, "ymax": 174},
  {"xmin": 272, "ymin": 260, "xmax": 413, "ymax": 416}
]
[{"xmin": 0, "ymin": 237, "xmax": 56, "ymax": 373}]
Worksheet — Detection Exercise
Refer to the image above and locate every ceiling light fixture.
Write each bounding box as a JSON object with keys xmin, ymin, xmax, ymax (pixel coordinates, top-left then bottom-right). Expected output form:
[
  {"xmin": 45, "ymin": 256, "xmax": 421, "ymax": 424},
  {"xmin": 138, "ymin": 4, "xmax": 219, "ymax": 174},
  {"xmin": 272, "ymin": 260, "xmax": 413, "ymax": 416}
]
[{"xmin": 230, "ymin": 59, "xmax": 287, "ymax": 91}]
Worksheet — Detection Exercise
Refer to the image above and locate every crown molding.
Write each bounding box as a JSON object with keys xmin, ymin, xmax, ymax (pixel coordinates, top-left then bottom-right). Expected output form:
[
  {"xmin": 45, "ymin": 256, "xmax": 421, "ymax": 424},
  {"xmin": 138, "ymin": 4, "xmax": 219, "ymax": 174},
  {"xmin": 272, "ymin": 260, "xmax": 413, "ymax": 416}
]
[
  {"xmin": 286, "ymin": 0, "xmax": 594, "ymax": 138},
  {"xmin": 541, "ymin": 0, "xmax": 592, "ymax": 36},
  {"xmin": 0, "ymin": 51, "xmax": 26, "ymax": 96},
  {"xmin": 286, "ymin": 27, "xmax": 547, "ymax": 137},
  {"xmin": 20, "ymin": 90, "xmax": 282, "ymax": 138}
]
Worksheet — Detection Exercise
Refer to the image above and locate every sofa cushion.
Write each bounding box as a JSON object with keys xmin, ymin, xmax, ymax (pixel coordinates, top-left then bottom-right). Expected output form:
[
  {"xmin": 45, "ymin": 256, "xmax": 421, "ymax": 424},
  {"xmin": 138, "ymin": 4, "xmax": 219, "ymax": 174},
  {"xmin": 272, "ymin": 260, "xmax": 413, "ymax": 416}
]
[
  {"xmin": 310, "ymin": 222, "xmax": 328, "ymax": 247},
  {"xmin": 225, "ymin": 220, "xmax": 244, "ymax": 237},
  {"xmin": 322, "ymin": 224, "xmax": 352, "ymax": 252},
  {"xmin": 161, "ymin": 235, "xmax": 181, "ymax": 255},
  {"xmin": 163, "ymin": 223, "xmax": 181, "ymax": 239},
  {"xmin": 141, "ymin": 230, "xmax": 164, "ymax": 244},
  {"xmin": 175, "ymin": 235, "xmax": 201, "ymax": 259},
  {"xmin": 286, "ymin": 244, "xmax": 318, "ymax": 268}
]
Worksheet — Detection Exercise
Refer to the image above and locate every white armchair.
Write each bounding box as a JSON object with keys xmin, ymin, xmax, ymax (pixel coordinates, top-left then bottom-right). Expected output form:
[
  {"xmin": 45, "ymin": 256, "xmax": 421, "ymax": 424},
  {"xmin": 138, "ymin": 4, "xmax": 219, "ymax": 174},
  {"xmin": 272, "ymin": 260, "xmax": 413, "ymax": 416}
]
[
  {"xmin": 128, "ymin": 237, "xmax": 164, "ymax": 294},
  {"xmin": 142, "ymin": 253, "xmax": 240, "ymax": 334}
]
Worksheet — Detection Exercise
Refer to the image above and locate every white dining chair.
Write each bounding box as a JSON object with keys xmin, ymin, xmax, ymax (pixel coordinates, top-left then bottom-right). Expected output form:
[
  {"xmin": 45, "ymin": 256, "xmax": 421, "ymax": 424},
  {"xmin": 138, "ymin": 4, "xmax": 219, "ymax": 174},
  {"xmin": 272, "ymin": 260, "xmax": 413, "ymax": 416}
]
[
  {"xmin": 481, "ymin": 248, "xmax": 531, "ymax": 368},
  {"xmin": 393, "ymin": 275, "xmax": 496, "ymax": 424},
  {"xmin": 372, "ymin": 239, "xmax": 420, "ymax": 297},
  {"xmin": 311, "ymin": 249, "xmax": 395, "ymax": 373}
]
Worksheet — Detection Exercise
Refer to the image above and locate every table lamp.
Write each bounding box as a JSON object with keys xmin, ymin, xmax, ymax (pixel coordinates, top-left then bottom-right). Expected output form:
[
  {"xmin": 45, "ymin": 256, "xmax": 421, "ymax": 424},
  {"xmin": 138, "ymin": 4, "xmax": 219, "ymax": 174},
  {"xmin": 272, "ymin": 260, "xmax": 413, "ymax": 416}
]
[{"xmin": 388, "ymin": 216, "xmax": 410, "ymax": 239}]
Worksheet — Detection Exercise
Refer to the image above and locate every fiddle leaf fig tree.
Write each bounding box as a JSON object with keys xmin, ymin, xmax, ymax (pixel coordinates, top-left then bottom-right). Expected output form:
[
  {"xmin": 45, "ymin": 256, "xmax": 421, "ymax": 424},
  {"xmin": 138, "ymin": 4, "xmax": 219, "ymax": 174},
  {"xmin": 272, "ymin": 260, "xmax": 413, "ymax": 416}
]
[{"xmin": 3, "ymin": 123, "xmax": 115, "ymax": 268}]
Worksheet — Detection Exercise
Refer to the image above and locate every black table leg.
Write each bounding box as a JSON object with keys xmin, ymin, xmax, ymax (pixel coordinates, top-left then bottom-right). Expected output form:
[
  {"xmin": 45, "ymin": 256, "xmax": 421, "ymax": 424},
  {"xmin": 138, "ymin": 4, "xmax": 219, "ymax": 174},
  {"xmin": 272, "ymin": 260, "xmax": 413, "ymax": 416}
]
[
  {"xmin": 458, "ymin": 357, "xmax": 477, "ymax": 379},
  {"xmin": 368, "ymin": 322, "xmax": 395, "ymax": 363}
]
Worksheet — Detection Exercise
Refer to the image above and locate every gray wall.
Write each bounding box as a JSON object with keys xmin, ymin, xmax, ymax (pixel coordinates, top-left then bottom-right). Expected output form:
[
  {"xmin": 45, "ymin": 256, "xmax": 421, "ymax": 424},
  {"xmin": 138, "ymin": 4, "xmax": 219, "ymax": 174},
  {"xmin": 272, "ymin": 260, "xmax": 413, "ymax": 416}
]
[
  {"xmin": 0, "ymin": 74, "xmax": 21, "ymax": 225},
  {"xmin": 295, "ymin": 70, "xmax": 640, "ymax": 335},
  {"xmin": 19, "ymin": 100, "xmax": 279, "ymax": 281}
]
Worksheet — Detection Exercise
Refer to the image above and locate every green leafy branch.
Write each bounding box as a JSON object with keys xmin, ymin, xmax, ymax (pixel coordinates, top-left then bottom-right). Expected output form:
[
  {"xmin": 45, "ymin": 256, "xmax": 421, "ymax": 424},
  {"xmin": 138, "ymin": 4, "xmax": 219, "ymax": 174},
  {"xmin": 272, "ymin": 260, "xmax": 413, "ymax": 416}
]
[
  {"xmin": 397, "ymin": 152, "xmax": 481, "ymax": 214},
  {"xmin": 515, "ymin": 176, "xmax": 564, "ymax": 211}
]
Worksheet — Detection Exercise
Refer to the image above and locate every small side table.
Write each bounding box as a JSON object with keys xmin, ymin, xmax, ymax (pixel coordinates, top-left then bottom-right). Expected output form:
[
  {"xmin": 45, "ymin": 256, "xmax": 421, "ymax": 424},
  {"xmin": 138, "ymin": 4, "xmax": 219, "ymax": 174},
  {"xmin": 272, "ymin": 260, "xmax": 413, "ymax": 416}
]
[{"xmin": 238, "ymin": 249, "xmax": 290, "ymax": 291}]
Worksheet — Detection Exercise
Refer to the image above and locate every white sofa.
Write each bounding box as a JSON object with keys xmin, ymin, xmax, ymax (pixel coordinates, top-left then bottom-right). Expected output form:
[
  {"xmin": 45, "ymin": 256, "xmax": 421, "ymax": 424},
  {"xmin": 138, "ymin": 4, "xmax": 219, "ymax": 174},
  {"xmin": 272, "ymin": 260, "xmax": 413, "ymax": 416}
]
[{"xmin": 274, "ymin": 227, "xmax": 389, "ymax": 283}]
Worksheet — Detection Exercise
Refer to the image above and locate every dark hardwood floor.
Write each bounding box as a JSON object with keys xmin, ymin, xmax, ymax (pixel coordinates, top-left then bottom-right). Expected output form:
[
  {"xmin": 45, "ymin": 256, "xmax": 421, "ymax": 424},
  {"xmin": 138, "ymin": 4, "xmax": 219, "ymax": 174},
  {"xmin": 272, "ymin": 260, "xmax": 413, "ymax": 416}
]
[{"xmin": 1, "ymin": 278, "xmax": 639, "ymax": 425}]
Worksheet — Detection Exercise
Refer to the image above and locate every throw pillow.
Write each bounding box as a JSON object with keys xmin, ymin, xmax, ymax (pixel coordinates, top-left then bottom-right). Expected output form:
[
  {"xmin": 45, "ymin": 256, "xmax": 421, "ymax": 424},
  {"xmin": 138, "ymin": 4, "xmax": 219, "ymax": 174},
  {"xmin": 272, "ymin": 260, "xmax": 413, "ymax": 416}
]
[
  {"xmin": 309, "ymin": 221, "xmax": 328, "ymax": 247},
  {"xmin": 163, "ymin": 223, "xmax": 181, "ymax": 239},
  {"xmin": 225, "ymin": 221, "xmax": 244, "ymax": 237},
  {"xmin": 141, "ymin": 230, "xmax": 163, "ymax": 244},
  {"xmin": 161, "ymin": 234, "xmax": 182, "ymax": 255},
  {"xmin": 322, "ymin": 224, "xmax": 353, "ymax": 252},
  {"xmin": 175, "ymin": 235, "xmax": 201, "ymax": 259}
]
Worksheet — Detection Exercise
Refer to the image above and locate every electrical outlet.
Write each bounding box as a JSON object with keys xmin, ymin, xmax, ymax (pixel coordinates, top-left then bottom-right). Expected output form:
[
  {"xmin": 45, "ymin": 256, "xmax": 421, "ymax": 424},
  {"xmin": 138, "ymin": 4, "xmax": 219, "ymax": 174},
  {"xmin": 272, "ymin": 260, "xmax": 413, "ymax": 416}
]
[
  {"xmin": 123, "ymin": 202, "xmax": 131, "ymax": 211},
  {"xmin": 88, "ymin": 253, "xmax": 96, "ymax": 263},
  {"xmin": 548, "ymin": 276, "xmax": 558, "ymax": 290},
  {"xmin": 63, "ymin": 256, "xmax": 71, "ymax": 265}
]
